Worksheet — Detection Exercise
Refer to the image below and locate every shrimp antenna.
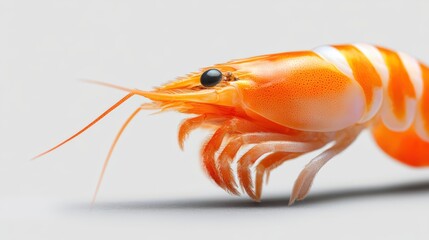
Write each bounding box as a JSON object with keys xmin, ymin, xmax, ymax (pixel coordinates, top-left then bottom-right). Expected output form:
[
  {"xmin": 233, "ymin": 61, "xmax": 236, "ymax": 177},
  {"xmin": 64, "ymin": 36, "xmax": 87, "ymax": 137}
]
[
  {"xmin": 81, "ymin": 79, "xmax": 133, "ymax": 92},
  {"xmin": 32, "ymin": 92, "xmax": 135, "ymax": 160},
  {"xmin": 92, "ymin": 105, "xmax": 145, "ymax": 204}
]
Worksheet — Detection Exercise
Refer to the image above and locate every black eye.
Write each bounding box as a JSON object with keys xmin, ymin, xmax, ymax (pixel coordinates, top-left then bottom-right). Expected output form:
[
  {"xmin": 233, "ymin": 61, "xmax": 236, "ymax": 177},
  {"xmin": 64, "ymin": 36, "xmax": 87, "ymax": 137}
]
[{"xmin": 200, "ymin": 69, "xmax": 222, "ymax": 87}]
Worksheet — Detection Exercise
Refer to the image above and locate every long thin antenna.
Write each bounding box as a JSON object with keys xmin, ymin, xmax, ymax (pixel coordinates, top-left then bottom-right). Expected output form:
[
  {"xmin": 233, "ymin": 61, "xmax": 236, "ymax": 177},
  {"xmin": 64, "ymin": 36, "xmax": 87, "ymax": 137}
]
[
  {"xmin": 82, "ymin": 79, "xmax": 133, "ymax": 92},
  {"xmin": 92, "ymin": 106, "xmax": 143, "ymax": 204},
  {"xmin": 32, "ymin": 93, "xmax": 135, "ymax": 160}
]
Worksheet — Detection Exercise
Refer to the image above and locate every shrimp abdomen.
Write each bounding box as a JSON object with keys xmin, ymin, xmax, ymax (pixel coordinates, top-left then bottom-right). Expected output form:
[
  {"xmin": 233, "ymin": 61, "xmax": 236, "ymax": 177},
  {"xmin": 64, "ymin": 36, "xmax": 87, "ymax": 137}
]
[
  {"xmin": 371, "ymin": 51, "xmax": 429, "ymax": 167},
  {"xmin": 372, "ymin": 124, "xmax": 429, "ymax": 167}
]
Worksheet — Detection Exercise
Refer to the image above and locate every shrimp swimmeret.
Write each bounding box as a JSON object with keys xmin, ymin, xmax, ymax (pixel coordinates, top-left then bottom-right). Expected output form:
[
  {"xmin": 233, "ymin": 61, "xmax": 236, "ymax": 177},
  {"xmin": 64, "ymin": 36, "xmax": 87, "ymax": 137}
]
[{"xmin": 35, "ymin": 44, "xmax": 429, "ymax": 205}]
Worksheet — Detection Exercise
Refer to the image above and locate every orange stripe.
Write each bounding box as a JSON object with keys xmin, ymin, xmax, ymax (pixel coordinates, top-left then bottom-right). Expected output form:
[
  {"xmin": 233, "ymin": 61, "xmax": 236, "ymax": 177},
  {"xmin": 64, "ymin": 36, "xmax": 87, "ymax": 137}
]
[
  {"xmin": 421, "ymin": 64, "xmax": 429, "ymax": 132},
  {"xmin": 377, "ymin": 47, "xmax": 416, "ymax": 120},
  {"xmin": 336, "ymin": 45, "xmax": 382, "ymax": 112}
]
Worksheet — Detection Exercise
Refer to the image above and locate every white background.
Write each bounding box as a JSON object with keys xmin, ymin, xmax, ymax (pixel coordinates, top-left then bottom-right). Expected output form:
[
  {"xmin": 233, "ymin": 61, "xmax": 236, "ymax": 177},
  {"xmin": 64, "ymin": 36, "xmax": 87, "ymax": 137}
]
[{"xmin": 1, "ymin": 0, "xmax": 429, "ymax": 239}]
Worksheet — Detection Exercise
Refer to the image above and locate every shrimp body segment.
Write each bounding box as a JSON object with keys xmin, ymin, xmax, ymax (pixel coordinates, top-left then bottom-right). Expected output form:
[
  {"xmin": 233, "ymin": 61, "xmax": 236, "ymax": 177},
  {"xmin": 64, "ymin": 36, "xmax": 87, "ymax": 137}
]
[{"xmin": 37, "ymin": 44, "xmax": 429, "ymax": 204}]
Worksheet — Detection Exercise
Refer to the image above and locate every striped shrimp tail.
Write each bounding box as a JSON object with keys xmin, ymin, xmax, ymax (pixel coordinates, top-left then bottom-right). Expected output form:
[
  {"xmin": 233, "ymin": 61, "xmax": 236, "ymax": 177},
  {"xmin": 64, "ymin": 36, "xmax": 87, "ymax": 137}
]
[{"xmin": 368, "ymin": 47, "xmax": 429, "ymax": 167}]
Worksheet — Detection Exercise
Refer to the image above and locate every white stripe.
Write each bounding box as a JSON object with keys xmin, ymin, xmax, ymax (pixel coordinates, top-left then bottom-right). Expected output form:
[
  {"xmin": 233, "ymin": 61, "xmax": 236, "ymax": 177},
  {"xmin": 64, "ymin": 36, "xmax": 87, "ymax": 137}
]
[
  {"xmin": 398, "ymin": 51, "xmax": 424, "ymax": 99},
  {"xmin": 381, "ymin": 97, "xmax": 416, "ymax": 131},
  {"xmin": 354, "ymin": 43, "xmax": 417, "ymax": 130},
  {"xmin": 358, "ymin": 88, "xmax": 383, "ymax": 123},
  {"xmin": 353, "ymin": 43, "xmax": 390, "ymax": 86},
  {"xmin": 312, "ymin": 45, "xmax": 355, "ymax": 80},
  {"xmin": 415, "ymin": 105, "xmax": 429, "ymax": 141}
]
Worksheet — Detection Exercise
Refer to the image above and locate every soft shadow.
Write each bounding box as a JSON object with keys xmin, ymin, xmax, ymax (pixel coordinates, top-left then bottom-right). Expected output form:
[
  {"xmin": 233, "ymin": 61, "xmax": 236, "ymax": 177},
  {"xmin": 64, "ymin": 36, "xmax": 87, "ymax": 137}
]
[{"xmin": 71, "ymin": 180, "xmax": 429, "ymax": 211}]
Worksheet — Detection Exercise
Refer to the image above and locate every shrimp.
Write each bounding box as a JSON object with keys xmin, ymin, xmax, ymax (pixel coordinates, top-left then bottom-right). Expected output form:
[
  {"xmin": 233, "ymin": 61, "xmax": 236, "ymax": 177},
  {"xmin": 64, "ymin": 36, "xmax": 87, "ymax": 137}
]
[{"xmin": 34, "ymin": 44, "xmax": 429, "ymax": 205}]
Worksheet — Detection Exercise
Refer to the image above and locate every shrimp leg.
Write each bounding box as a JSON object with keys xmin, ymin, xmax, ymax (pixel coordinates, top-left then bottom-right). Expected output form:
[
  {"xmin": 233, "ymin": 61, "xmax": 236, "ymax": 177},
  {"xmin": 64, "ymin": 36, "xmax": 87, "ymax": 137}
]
[
  {"xmin": 178, "ymin": 114, "xmax": 227, "ymax": 150},
  {"xmin": 237, "ymin": 141, "xmax": 328, "ymax": 200},
  {"xmin": 201, "ymin": 118, "xmax": 266, "ymax": 189},
  {"xmin": 254, "ymin": 152, "xmax": 302, "ymax": 201},
  {"xmin": 289, "ymin": 125, "xmax": 364, "ymax": 205},
  {"xmin": 217, "ymin": 132, "xmax": 311, "ymax": 194}
]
